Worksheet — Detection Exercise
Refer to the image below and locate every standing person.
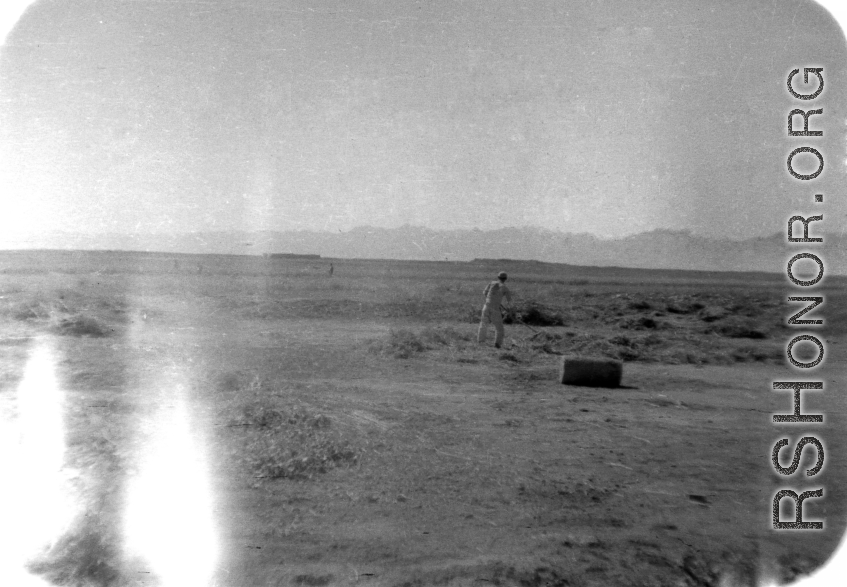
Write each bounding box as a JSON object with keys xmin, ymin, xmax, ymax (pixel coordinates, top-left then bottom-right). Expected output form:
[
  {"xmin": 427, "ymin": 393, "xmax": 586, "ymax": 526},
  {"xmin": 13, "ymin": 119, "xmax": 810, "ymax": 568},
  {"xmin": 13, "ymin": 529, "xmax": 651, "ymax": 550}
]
[
  {"xmin": 478, "ymin": 271, "xmax": 512, "ymax": 348},
  {"xmin": 329, "ymin": 263, "xmax": 334, "ymax": 276}
]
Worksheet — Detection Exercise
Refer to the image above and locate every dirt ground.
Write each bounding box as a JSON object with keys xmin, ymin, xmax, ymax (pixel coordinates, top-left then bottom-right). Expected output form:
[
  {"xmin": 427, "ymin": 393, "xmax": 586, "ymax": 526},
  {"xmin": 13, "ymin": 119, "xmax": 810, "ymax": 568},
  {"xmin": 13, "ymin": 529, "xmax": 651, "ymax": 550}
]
[{"xmin": 1, "ymin": 251, "xmax": 845, "ymax": 587}]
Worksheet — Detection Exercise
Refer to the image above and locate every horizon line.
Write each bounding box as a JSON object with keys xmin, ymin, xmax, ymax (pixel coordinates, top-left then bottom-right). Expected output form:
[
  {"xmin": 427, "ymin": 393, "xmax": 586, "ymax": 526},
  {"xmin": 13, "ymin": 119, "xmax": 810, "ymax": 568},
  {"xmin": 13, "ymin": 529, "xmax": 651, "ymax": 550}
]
[{"xmin": 0, "ymin": 247, "xmax": 813, "ymax": 279}]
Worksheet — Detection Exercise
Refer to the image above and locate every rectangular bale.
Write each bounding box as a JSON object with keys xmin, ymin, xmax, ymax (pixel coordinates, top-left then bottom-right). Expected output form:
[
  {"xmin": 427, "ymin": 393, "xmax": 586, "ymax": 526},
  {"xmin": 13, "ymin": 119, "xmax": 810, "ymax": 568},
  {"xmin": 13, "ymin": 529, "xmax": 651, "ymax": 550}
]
[{"xmin": 560, "ymin": 357, "xmax": 623, "ymax": 388}]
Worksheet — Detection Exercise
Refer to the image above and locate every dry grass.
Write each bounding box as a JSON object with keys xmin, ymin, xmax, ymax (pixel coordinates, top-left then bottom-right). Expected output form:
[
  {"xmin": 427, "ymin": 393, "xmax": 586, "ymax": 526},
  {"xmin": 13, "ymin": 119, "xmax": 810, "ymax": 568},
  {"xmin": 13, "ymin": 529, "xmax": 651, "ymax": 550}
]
[
  {"xmin": 370, "ymin": 299, "xmax": 782, "ymax": 365},
  {"xmin": 236, "ymin": 401, "xmax": 358, "ymax": 480},
  {"xmin": 1, "ymin": 252, "xmax": 839, "ymax": 586},
  {"xmin": 53, "ymin": 315, "xmax": 113, "ymax": 337},
  {"xmin": 519, "ymin": 326, "xmax": 781, "ymax": 365},
  {"xmin": 368, "ymin": 326, "xmax": 473, "ymax": 359},
  {"xmin": 0, "ymin": 260, "xmax": 790, "ymax": 366},
  {"xmin": 1, "ymin": 285, "xmax": 126, "ymax": 338},
  {"xmin": 503, "ymin": 301, "xmax": 566, "ymax": 326},
  {"xmin": 27, "ymin": 515, "xmax": 122, "ymax": 587}
]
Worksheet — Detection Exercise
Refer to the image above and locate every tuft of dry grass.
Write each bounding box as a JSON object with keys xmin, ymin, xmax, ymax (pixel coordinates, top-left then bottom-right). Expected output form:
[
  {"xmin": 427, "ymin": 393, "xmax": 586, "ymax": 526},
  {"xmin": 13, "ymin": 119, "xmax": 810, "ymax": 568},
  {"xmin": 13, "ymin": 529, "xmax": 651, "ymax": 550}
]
[
  {"xmin": 503, "ymin": 302, "xmax": 565, "ymax": 327},
  {"xmin": 618, "ymin": 316, "xmax": 666, "ymax": 330},
  {"xmin": 368, "ymin": 326, "xmax": 472, "ymax": 359},
  {"xmin": 706, "ymin": 316, "xmax": 769, "ymax": 339},
  {"xmin": 237, "ymin": 402, "xmax": 357, "ymax": 480},
  {"xmin": 1, "ymin": 287, "xmax": 125, "ymax": 338},
  {"xmin": 519, "ymin": 327, "xmax": 779, "ymax": 365},
  {"xmin": 367, "ymin": 289, "xmax": 783, "ymax": 365},
  {"xmin": 27, "ymin": 516, "xmax": 122, "ymax": 587},
  {"xmin": 368, "ymin": 328, "xmax": 426, "ymax": 359},
  {"xmin": 53, "ymin": 315, "xmax": 112, "ymax": 337}
]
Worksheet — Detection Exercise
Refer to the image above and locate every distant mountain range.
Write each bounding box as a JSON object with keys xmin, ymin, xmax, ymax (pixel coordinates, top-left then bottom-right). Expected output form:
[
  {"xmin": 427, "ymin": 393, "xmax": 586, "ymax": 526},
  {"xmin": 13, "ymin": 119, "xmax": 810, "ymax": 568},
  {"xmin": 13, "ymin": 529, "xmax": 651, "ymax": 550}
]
[{"xmin": 2, "ymin": 226, "xmax": 843, "ymax": 275}]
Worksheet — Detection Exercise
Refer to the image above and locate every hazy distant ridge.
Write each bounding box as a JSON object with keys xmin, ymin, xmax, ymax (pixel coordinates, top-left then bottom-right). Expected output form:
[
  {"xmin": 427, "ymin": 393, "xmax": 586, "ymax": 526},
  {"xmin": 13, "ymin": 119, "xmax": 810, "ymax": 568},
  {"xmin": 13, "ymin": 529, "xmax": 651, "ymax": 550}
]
[{"xmin": 4, "ymin": 227, "xmax": 841, "ymax": 274}]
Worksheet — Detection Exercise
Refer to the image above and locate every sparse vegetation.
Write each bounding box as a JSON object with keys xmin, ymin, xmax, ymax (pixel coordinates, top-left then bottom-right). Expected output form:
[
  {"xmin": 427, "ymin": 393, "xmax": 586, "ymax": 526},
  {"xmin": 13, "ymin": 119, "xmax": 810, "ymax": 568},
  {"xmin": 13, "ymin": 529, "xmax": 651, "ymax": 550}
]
[
  {"xmin": 1, "ymin": 251, "xmax": 841, "ymax": 586},
  {"xmin": 237, "ymin": 402, "xmax": 357, "ymax": 480},
  {"xmin": 369, "ymin": 326, "xmax": 472, "ymax": 358},
  {"xmin": 27, "ymin": 516, "xmax": 122, "ymax": 587},
  {"xmin": 1, "ymin": 286, "xmax": 125, "ymax": 337},
  {"xmin": 368, "ymin": 328, "xmax": 427, "ymax": 358},
  {"xmin": 504, "ymin": 301, "xmax": 566, "ymax": 327},
  {"xmin": 708, "ymin": 316, "xmax": 769, "ymax": 339},
  {"xmin": 372, "ymin": 290, "xmax": 782, "ymax": 364},
  {"xmin": 53, "ymin": 314, "xmax": 112, "ymax": 337}
]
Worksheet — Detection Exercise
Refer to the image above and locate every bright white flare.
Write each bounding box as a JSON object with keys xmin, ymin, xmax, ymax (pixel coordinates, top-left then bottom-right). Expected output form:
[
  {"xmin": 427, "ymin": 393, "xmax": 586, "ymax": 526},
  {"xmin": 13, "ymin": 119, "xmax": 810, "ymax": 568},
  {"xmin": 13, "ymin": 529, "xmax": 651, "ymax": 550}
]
[
  {"xmin": 0, "ymin": 338, "xmax": 75, "ymax": 585},
  {"xmin": 124, "ymin": 385, "xmax": 219, "ymax": 587},
  {"xmin": 0, "ymin": 1, "xmax": 38, "ymax": 46}
]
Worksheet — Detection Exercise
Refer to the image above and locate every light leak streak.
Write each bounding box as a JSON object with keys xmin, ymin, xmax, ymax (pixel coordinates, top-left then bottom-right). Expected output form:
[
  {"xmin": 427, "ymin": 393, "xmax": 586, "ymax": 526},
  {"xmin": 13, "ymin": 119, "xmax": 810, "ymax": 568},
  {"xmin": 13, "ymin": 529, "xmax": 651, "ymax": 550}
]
[
  {"xmin": 124, "ymin": 384, "xmax": 219, "ymax": 587},
  {"xmin": 0, "ymin": 338, "xmax": 75, "ymax": 586},
  {"xmin": 0, "ymin": 1, "xmax": 38, "ymax": 47}
]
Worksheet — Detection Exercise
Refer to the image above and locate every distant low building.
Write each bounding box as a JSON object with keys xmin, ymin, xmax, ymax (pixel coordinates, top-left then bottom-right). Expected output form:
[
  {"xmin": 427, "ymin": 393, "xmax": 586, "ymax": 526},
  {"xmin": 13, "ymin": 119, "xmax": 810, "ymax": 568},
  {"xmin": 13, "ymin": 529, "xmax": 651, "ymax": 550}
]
[
  {"xmin": 269, "ymin": 253, "xmax": 322, "ymax": 259},
  {"xmin": 472, "ymin": 258, "xmax": 543, "ymax": 264}
]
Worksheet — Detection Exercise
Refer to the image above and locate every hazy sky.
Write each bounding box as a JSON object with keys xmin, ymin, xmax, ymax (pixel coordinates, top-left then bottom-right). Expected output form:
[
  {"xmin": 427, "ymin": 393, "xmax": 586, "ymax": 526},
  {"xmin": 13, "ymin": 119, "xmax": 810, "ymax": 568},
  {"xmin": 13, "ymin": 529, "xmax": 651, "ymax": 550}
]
[{"xmin": 1, "ymin": 0, "xmax": 846, "ymax": 241}]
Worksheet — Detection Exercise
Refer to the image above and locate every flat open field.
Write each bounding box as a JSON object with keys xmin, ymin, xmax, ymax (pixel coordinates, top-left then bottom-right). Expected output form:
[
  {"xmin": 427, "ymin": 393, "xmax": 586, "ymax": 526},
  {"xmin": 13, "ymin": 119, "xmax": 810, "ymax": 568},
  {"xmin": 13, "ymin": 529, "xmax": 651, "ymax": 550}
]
[{"xmin": 1, "ymin": 250, "xmax": 846, "ymax": 587}]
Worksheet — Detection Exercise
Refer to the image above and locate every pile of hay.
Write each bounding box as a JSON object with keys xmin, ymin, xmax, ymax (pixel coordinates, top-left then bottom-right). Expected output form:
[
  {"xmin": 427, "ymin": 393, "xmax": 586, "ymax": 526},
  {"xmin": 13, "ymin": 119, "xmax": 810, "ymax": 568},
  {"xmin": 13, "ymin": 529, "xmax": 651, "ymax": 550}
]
[
  {"xmin": 707, "ymin": 316, "xmax": 769, "ymax": 339},
  {"xmin": 369, "ymin": 326, "xmax": 472, "ymax": 359},
  {"xmin": 238, "ymin": 403, "xmax": 357, "ymax": 480},
  {"xmin": 53, "ymin": 315, "xmax": 112, "ymax": 337},
  {"xmin": 503, "ymin": 302, "xmax": 565, "ymax": 327}
]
